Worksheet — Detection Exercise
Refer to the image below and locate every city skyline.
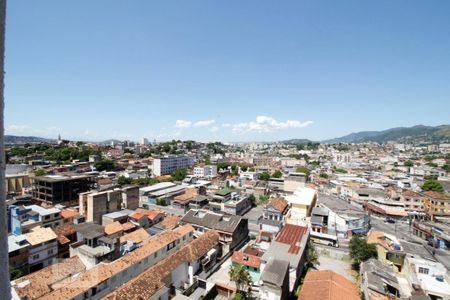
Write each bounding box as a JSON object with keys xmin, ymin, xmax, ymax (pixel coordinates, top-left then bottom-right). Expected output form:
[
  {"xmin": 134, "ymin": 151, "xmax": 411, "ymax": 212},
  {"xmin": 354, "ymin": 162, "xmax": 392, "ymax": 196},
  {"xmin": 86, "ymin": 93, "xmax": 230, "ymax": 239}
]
[{"xmin": 5, "ymin": 1, "xmax": 450, "ymax": 141}]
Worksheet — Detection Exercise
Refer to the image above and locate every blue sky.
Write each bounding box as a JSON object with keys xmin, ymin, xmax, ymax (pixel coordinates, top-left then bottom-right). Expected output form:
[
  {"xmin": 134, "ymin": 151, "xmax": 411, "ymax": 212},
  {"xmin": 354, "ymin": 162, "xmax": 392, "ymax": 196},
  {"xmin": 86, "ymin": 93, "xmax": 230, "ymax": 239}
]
[{"xmin": 5, "ymin": 0, "xmax": 450, "ymax": 142}]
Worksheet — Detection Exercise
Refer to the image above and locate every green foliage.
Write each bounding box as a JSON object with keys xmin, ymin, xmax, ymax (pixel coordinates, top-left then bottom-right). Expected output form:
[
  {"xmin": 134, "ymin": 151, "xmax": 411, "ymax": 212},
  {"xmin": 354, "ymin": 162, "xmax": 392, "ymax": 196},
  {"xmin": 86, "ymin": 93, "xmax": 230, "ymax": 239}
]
[
  {"xmin": 295, "ymin": 166, "xmax": 310, "ymax": 176},
  {"xmin": 443, "ymin": 164, "xmax": 450, "ymax": 172},
  {"xmin": 117, "ymin": 176, "xmax": 133, "ymax": 185},
  {"xmin": 258, "ymin": 194, "xmax": 269, "ymax": 204},
  {"xmin": 319, "ymin": 172, "xmax": 329, "ymax": 179},
  {"xmin": 404, "ymin": 160, "xmax": 414, "ymax": 167},
  {"xmin": 44, "ymin": 146, "xmax": 100, "ymax": 162},
  {"xmin": 10, "ymin": 266, "xmax": 23, "ymax": 280},
  {"xmin": 34, "ymin": 168, "xmax": 47, "ymax": 176},
  {"xmin": 271, "ymin": 170, "xmax": 283, "ymax": 178},
  {"xmin": 259, "ymin": 172, "xmax": 271, "ymax": 181},
  {"xmin": 305, "ymin": 241, "xmax": 318, "ymax": 269},
  {"xmin": 94, "ymin": 160, "xmax": 117, "ymax": 171},
  {"xmin": 248, "ymin": 194, "xmax": 256, "ymax": 207},
  {"xmin": 134, "ymin": 177, "xmax": 160, "ymax": 186},
  {"xmin": 233, "ymin": 292, "xmax": 246, "ymax": 300},
  {"xmin": 427, "ymin": 162, "xmax": 438, "ymax": 168},
  {"xmin": 171, "ymin": 168, "xmax": 187, "ymax": 181},
  {"xmin": 155, "ymin": 198, "xmax": 167, "ymax": 206},
  {"xmin": 229, "ymin": 264, "xmax": 252, "ymax": 294},
  {"xmin": 349, "ymin": 235, "xmax": 377, "ymax": 269},
  {"xmin": 240, "ymin": 166, "xmax": 248, "ymax": 172},
  {"xmin": 218, "ymin": 162, "xmax": 230, "ymax": 171},
  {"xmin": 248, "ymin": 167, "xmax": 255, "ymax": 172},
  {"xmin": 333, "ymin": 166, "xmax": 348, "ymax": 174},
  {"xmin": 422, "ymin": 179, "xmax": 444, "ymax": 193},
  {"xmin": 9, "ymin": 147, "xmax": 34, "ymax": 157}
]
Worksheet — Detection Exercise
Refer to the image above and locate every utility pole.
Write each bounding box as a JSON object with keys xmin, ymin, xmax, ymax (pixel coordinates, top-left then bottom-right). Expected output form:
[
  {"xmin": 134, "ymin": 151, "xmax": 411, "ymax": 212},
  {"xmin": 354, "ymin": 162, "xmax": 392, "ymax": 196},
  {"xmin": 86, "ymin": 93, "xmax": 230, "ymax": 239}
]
[{"xmin": 0, "ymin": 0, "xmax": 9, "ymax": 297}]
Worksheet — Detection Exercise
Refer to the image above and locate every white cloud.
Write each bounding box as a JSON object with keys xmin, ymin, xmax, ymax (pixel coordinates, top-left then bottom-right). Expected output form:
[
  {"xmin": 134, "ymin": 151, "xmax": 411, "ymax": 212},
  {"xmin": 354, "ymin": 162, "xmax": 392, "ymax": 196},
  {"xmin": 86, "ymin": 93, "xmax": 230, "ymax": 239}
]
[
  {"xmin": 175, "ymin": 120, "xmax": 192, "ymax": 128},
  {"xmin": 6, "ymin": 124, "xmax": 60, "ymax": 136},
  {"xmin": 194, "ymin": 119, "xmax": 215, "ymax": 127},
  {"xmin": 209, "ymin": 126, "xmax": 219, "ymax": 133},
  {"xmin": 222, "ymin": 123, "xmax": 232, "ymax": 128},
  {"xmin": 230, "ymin": 116, "xmax": 313, "ymax": 133}
]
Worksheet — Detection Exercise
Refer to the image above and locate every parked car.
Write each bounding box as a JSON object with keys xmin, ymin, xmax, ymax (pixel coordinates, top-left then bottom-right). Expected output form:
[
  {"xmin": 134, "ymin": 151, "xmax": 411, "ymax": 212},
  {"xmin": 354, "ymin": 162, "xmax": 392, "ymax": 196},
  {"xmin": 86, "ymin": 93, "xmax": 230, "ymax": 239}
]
[{"xmin": 385, "ymin": 217, "xmax": 396, "ymax": 223}]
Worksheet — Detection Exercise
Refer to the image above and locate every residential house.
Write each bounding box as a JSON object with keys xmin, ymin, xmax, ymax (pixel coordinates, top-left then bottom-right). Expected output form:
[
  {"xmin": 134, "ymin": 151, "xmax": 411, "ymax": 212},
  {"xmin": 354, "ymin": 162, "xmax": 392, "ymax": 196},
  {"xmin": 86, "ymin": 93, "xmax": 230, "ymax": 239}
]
[
  {"xmin": 231, "ymin": 245, "xmax": 264, "ymax": 284},
  {"xmin": 259, "ymin": 258, "xmax": 290, "ymax": 300},
  {"xmin": 285, "ymin": 187, "xmax": 317, "ymax": 225},
  {"xmin": 181, "ymin": 209, "xmax": 249, "ymax": 256},
  {"xmin": 360, "ymin": 258, "xmax": 403, "ymax": 300},
  {"xmin": 298, "ymin": 270, "xmax": 360, "ymax": 300},
  {"xmin": 263, "ymin": 197, "xmax": 289, "ymax": 222},
  {"xmin": 261, "ymin": 224, "xmax": 310, "ymax": 292},
  {"xmin": 422, "ymin": 191, "xmax": 450, "ymax": 219},
  {"xmin": 8, "ymin": 234, "xmax": 30, "ymax": 275},
  {"xmin": 27, "ymin": 225, "xmax": 195, "ymax": 300},
  {"xmin": 25, "ymin": 227, "xmax": 58, "ymax": 273},
  {"xmin": 367, "ymin": 231, "xmax": 404, "ymax": 271}
]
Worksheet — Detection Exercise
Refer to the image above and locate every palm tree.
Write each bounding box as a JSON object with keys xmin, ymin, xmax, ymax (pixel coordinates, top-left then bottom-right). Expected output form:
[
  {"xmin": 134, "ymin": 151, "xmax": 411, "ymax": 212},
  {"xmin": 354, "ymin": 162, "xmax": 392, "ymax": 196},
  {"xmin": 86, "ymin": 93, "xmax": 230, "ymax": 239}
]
[{"xmin": 229, "ymin": 263, "xmax": 253, "ymax": 296}]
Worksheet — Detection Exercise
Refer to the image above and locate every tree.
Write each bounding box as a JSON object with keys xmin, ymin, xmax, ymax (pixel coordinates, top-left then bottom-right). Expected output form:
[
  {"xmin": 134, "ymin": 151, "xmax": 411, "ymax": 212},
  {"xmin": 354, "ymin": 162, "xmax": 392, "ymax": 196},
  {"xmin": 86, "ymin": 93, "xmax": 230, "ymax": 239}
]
[
  {"xmin": 171, "ymin": 167, "xmax": 187, "ymax": 181},
  {"xmin": 259, "ymin": 172, "xmax": 270, "ymax": 181},
  {"xmin": 34, "ymin": 168, "xmax": 47, "ymax": 176},
  {"xmin": 248, "ymin": 167, "xmax": 255, "ymax": 172},
  {"xmin": 349, "ymin": 235, "xmax": 377, "ymax": 269},
  {"xmin": 94, "ymin": 160, "xmax": 117, "ymax": 172},
  {"xmin": 117, "ymin": 176, "xmax": 133, "ymax": 185},
  {"xmin": 271, "ymin": 170, "xmax": 283, "ymax": 178},
  {"xmin": 258, "ymin": 194, "xmax": 269, "ymax": 204},
  {"xmin": 295, "ymin": 166, "xmax": 310, "ymax": 176},
  {"xmin": 9, "ymin": 266, "xmax": 22, "ymax": 281},
  {"xmin": 229, "ymin": 264, "xmax": 252, "ymax": 295},
  {"xmin": 305, "ymin": 241, "xmax": 318, "ymax": 269},
  {"xmin": 404, "ymin": 160, "xmax": 414, "ymax": 167},
  {"xmin": 240, "ymin": 166, "xmax": 248, "ymax": 172},
  {"xmin": 319, "ymin": 172, "xmax": 328, "ymax": 179},
  {"xmin": 422, "ymin": 179, "xmax": 444, "ymax": 193},
  {"xmin": 248, "ymin": 194, "xmax": 256, "ymax": 207}
]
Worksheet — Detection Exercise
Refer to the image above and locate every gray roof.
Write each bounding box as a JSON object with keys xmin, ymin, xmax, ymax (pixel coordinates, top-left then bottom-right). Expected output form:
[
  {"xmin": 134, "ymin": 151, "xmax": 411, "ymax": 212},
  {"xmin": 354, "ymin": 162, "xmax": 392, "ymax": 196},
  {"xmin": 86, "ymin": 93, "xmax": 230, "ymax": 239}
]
[
  {"xmin": 360, "ymin": 258, "xmax": 399, "ymax": 294},
  {"xmin": 74, "ymin": 222, "xmax": 104, "ymax": 239},
  {"xmin": 259, "ymin": 219, "xmax": 282, "ymax": 227},
  {"xmin": 310, "ymin": 215, "xmax": 324, "ymax": 225},
  {"xmin": 181, "ymin": 209, "xmax": 244, "ymax": 233},
  {"xmin": 260, "ymin": 258, "xmax": 289, "ymax": 287},
  {"xmin": 312, "ymin": 207, "xmax": 329, "ymax": 216},
  {"xmin": 261, "ymin": 241, "xmax": 301, "ymax": 267},
  {"xmin": 400, "ymin": 241, "xmax": 435, "ymax": 261}
]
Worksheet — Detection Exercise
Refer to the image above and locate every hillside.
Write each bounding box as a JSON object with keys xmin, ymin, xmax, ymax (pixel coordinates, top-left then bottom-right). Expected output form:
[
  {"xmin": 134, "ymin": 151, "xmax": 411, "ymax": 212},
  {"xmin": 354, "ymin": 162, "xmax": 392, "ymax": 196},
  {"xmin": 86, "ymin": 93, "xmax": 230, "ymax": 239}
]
[
  {"xmin": 322, "ymin": 125, "xmax": 450, "ymax": 144},
  {"xmin": 5, "ymin": 135, "xmax": 55, "ymax": 144}
]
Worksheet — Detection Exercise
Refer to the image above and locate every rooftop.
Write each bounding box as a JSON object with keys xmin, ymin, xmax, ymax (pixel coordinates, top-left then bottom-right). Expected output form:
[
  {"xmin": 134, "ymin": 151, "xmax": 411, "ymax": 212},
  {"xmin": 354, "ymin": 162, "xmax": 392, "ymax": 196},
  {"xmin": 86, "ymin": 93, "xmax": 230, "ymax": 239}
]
[
  {"xmin": 25, "ymin": 227, "xmax": 57, "ymax": 246},
  {"xmin": 298, "ymin": 270, "xmax": 360, "ymax": 300},
  {"xmin": 276, "ymin": 224, "xmax": 308, "ymax": 254},
  {"xmin": 260, "ymin": 258, "xmax": 289, "ymax": 287}
]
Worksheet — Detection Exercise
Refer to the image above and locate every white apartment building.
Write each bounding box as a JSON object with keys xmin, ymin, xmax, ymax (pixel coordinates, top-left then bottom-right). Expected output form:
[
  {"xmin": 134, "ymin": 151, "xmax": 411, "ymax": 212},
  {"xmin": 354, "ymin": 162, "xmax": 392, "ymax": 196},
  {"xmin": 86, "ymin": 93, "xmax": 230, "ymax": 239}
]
[
  {"xmin": 193, "ymin": 165, "xmax": 217, "ymax": 178},
  {"xmin": 153, "ymin": 155, "xmax": 194, "ymax": 176},
  {"xmin": 25, "ymin": 227, "xmax": 58, "ymax": 273}
]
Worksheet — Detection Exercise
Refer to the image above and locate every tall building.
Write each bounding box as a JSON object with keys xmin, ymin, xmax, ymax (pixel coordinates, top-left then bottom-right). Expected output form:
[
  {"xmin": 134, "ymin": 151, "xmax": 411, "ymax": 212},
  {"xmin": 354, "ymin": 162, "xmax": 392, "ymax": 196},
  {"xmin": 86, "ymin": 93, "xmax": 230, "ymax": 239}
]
[
  {"xmin": 140, "ymin": 137, "xmax": 149, "ymax": 145},
  {"xmin": 152, "ymin": 155, "xmax": 194, "ymax": 176},
  {"xmin": 31, "ymin": 174, "xmax": 96, "ymax": 205}
]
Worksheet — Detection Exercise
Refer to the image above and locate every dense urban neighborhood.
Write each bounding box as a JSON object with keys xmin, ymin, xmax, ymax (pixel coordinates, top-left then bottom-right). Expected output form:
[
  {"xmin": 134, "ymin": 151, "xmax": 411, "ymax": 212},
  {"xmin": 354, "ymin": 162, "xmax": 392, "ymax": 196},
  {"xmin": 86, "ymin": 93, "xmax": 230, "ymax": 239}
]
[{"xmin": 4, "ymin": 135, "xmax": 450, "ymax": 300}]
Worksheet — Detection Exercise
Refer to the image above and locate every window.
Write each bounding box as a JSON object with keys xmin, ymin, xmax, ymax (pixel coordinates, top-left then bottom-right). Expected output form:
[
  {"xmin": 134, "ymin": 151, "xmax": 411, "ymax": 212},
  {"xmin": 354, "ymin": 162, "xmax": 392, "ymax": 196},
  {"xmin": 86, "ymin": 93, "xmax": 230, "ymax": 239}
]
[
  {"xmin": 48, "ymin": 249, "xmax": 54, "ymax": 255},
  {"xmin": 418, "ymin": 267, "xmax": 429, "ymax": 274},
  {"xmin": 154, "ymin": 252, "xmax": 157, "ymax": 258},
  {"xmin": 33, "ymin": 254, "xmax": 39, "ymax": 260}
]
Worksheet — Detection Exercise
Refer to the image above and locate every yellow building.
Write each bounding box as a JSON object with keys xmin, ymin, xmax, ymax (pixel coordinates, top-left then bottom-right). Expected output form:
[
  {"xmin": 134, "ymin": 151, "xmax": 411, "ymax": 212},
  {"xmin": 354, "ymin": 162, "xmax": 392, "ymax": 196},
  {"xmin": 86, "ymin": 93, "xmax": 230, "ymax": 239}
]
[
  {"xmin": 285, "ymin": 187, "xmax": 317, "ymax": 225},
  {"xmin": 422, "ymin": 191, "xmax": 450, "ymax": 219}
]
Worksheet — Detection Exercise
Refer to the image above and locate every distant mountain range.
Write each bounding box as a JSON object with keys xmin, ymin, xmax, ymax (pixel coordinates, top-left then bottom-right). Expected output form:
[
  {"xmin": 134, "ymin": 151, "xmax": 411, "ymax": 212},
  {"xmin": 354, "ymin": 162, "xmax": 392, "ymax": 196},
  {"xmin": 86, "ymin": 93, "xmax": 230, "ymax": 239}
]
[
  {"xmin": 5, "ymin": 135, "xmax": 55, "ymax": 144},
  {"xmin": 281, "ymin": 138, "xmax": 317, "ymax": 145},
  {"xmin": 322, "ymin": 125, "xmax": 450, "ymax": 144}
]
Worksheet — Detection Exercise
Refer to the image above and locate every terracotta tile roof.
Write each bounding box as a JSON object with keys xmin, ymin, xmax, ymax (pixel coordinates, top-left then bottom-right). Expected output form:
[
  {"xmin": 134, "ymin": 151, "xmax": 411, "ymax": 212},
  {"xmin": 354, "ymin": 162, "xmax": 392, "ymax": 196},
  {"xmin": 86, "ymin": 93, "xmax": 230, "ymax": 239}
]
[
  {"xmin": 173, "ymin": 188, "xmax": 198, "ymax": 203},
  {"xmin": 158, "ymin": 215, "xmax": 181, "ymax": 230},
  {"xmin": 104, "ymin": 230, "xmax": 220, "ymax": 300},
  {"xmin": 38, "ymin": 225, "xmax": 195, "ymax": 300},
  {"xmin": 129, "ymin": 212, "xmax": 145, "ymax": 220},
  {"xmin": 367, "ymin": 231, "xmax": 385, "ymax": 246},
  {"xmin": 60, "ymin": 209, "xmax": 78, "ymax": 219},
  {"xmin": 267, "ymin": 197, "xmax": 289, "ymax": 213},
  {"xmin": 104, "ymin": 221, "xmax": 124, "ymax": 236},
  {"xmin": 275, "ymin": 224, "xmax": 308, "ymax": 254},
  {"xmin": 121, "ymin": 222, "xmax": 137, "ymax": 232},
  {"xmin": 423, "ymin": 191, "xmax": 450, "ymax": 201},
  {"xmin": 119, "ymin": 228, "xmax": 150, "ymax": 244},
  {"xmin": 12, "ymin": 257, "xmax": 86, "ymax": 300},
  {"xmin": 232, "ymin": 251, "xmax": 261, "ymax": 269},
  {"xmin": 53, "ymin": 223, "xmax": 76, "ymax": 245},
  {"xmin": 298, "ymin": 270, "xmax": 360, "ymax": 300},
  {"xmin": 402, "ymin": 190, "xmax": 422, "ymax": 198},
  {"xmin": 135, "ymin": 208, "xmax": 164, "ymax": 221}
]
